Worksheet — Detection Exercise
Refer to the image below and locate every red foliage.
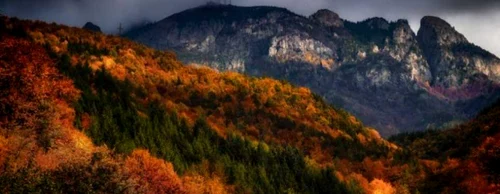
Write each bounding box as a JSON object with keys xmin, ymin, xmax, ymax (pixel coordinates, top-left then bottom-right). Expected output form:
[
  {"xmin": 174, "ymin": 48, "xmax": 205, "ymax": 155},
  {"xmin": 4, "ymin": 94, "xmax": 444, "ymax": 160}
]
[
  {"xmin": 124, "ymin": 149, "xmax": 184, "ymax": 194},
  {"xmin": 0, "ymin": 36, "xmax": 81, "ymax": 172},
  {"xmin": 0, "ymin": 36, "xmax": 79, "ymax": 132}
]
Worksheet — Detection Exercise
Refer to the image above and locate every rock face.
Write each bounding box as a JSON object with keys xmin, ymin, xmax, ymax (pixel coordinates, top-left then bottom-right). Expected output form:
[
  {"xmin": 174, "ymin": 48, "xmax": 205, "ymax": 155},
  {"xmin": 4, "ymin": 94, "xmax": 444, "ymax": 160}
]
[
  {"xmin": 418, "ymin": 16, "xmax": 467, "ymax": 47},
  {"xmin": 310, "ymin": 9, "xmax": 343, "ymax": 28},
  {"xmin": 127, "ymin": 5, "xmax": 500, "ymax": 137},
  {"xmin": 83, "ymin": 22, "xmax": 101, "ymax": 33},
  {"xmin": 418, "ymin": 16, "xmax": 500, "ymax": 94},
  {"xmin": 268, "ymin": 35, "xmax": 337, "ymax": 70}
]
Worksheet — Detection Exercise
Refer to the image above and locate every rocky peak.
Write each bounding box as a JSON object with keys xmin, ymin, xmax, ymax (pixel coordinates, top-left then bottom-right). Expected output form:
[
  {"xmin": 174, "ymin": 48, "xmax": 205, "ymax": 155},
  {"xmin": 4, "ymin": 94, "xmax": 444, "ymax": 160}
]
[
  {"xmin": 418, "ymin": 16, "xmax": 467, "ymax": 47},
  {"xmin": 363, "ymin": 17, "xmax": 390, "ymax": 30},
  {"xmin": 83, "ymin": 22, "xmax": 101, "ymax": 33},
  {"xmin": 393, "ymin": 19, "xmax": 411, "ymax": 30},
  {"xmin": 310, "ymin": 9, "xmax": 343, "ymax": 28},
  {"xmin": 128, "ymin": 5, "xmax": 500, "ymax": 136},
  {"xmin": 417, "ymin": 16, "xmax": 500, "ymax": 93},
  {"xmin": 391, "ymin": 19, "xmax": 415, "ymax": 44}
]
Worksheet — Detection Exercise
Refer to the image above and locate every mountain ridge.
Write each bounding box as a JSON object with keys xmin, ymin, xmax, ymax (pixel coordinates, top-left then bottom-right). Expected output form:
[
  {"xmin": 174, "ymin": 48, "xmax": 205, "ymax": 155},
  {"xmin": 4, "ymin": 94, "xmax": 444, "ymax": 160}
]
[
  {"xmin": 1, "ymin": 14, "xmax": 499, "ymax": 194},
  {"xmin": 127, "ymin": 5, "xmax": 500, "ymax": 136}
]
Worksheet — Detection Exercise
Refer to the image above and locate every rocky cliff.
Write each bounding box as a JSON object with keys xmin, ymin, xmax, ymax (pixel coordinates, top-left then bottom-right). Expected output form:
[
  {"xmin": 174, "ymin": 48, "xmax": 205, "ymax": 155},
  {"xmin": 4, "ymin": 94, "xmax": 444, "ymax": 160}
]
[
  {"xmin": 127, "ymin": 5, "xmax": 500, "ymax": 136},
  {"xmin": 418, "ymin": 16, "xmax": 500, "ymax": 99}
]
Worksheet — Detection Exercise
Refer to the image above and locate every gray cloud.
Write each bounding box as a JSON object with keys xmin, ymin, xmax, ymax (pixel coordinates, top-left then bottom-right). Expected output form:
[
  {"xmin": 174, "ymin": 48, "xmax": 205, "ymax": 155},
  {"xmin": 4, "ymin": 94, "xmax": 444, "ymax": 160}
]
[
  {"xmin": 438, "ymin": 0, "xmax": 500, "ymax": 12},
  {"xmin": 0, "ymin": 0, "xmax": 207, "ymax": 32},
  {"xmin": 1, "ymin": 0, "xmax": 500, "ymax": 56}
]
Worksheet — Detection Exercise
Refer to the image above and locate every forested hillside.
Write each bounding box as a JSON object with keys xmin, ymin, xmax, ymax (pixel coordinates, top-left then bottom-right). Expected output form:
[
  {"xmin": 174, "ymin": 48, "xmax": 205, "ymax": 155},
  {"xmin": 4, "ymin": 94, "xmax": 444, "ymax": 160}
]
[
  {"xmin": 0, "ymin": 16, "xmax": 402, "ymax": 193},
  {"xmin": 1, "ymin": 16, "xmax": 498, "ymax": 194},
  {"xmin": 390, "ymin": 100, "xmax": 500, "ymax": 193}
]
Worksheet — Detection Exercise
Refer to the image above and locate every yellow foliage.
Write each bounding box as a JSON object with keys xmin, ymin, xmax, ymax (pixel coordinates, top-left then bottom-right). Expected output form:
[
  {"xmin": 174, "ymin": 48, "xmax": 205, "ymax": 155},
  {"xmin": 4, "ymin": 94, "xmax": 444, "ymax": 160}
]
[
  {"xmin": 29, "ymin": 31, "xmax": 45, "ymax": 44},
  {"xmin": 369, "ymin": 179, "xmax": 395, "ymax": 194},
  {"xmin": 306, "ymin": 103, "xmax": 318, "ymax": 114},
  {"xmin": 357, "ymin": 133, "xmax": 367, "ymax": 145},
  {"xmin": 70, "ymin": 130, "xmax": 94, "ymax": 153},
  {"xmin": 183, "ymin": 175, "xmax": 231, "ymax": 194},
  {"xmin": 102, "ymin": 56, "xmax": 116, "ymax": 68}
]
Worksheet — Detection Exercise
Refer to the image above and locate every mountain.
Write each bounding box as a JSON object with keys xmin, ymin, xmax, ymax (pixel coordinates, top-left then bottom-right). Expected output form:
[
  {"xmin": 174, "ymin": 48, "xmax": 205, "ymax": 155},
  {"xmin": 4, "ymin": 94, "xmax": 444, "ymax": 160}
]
[
  {"xmin": 417, "ymin": 16, "xmax": 500, "ymax": 99},
  {"xmin": 2, "ymin": 15, "xmax": 499, "ymax": 194},
  {"xmin": 0, "ymin": 16, "xmax": 400, "ymax": 193},
  {"xmin": 127, "ymin": 5, "xmax": 500, "ymax": 137},
  {"xmin": 82, "ymin": 22, "xmax": 101, "ymax": 32}
]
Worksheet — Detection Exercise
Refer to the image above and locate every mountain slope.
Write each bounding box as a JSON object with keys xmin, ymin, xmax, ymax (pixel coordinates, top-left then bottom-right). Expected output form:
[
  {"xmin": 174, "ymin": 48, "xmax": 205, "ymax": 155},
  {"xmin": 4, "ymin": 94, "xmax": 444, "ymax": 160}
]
[
  {"xmin": 390, "ymin": 99, "xmax": 500, "ymax": 193},
  {"xmin": 0, "ymin": 16, "xmax": 404, "ymax": 193},
  {"xmin": 127, "ymin": 5, "xmax": 500, "ymax": 136},
  {"xmin": 3, "ymin": 14, "xmax": 499, "ymax": 194}
]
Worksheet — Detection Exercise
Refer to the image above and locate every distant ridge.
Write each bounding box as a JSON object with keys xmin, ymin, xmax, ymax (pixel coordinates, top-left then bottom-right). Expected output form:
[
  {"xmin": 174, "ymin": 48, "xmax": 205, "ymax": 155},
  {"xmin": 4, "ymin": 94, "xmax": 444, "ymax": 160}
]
[{"xmin": 82, "ymin": 22, "xmax": 101, "ymax": 32}]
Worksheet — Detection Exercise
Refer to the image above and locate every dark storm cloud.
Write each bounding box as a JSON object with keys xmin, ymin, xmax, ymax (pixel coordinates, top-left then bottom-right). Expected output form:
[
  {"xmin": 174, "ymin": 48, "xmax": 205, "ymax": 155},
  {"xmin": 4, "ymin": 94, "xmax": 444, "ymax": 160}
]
[
  {"xmin": 1, "ymin": 0, "xmax": 499, "ymax": 32},
  {"xmin": 438, "ymin": 0, "xmax": 500, "ymax": 12},
  {"xmin": 0, "ymin": 0, "xmax": 208, "ymax": 33},
  {"xmin": 1, "ymin": 0, "xmax": 500, "ymax": 55}
]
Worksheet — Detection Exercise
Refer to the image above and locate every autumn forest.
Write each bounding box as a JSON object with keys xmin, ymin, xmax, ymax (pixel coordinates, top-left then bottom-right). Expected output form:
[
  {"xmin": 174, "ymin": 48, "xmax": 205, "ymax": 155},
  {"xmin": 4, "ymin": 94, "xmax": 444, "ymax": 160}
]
[{"xmin": 0, "ymin": 15, "xmax": 499, "ymax": 194}]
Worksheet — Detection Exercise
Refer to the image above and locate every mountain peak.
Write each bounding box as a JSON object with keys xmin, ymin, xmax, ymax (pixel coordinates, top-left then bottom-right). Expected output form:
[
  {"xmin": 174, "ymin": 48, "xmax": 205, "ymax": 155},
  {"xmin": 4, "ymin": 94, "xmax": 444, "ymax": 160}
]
[
  {"xmin": 310, "ymin": 9, "xmax": 343, "ymax": 28},
  {"xmin": 421, "ymin": 16, "xmax": 450, "ymax": 28},
  {"xmin": 362, "ymin": 17, "xmax": 390, "ymax": 30},
  {"xmin": 129, "ymin": 5, "xmax": 500, "ymax": 137},
  {"xmin": 159, "ymin": 5, "xmax": 296, "ymax": 25},
  {"xmin": 394, "ymin": 19, "xmax": 410, "ymax": 26},
  {"xmin": 417, "ymin": 15, "xmax": 500, "ymax": 90},
  {"xmin": 82, "ymin": 22, "xmax": 101, "ymax": 33},
  {"xmin": 392, "ymin": 19, "xmax": 413, "ymax": 33},
  {"xmin": 418, "ymin": 16, "xmax": 467, "ymax": 46}
]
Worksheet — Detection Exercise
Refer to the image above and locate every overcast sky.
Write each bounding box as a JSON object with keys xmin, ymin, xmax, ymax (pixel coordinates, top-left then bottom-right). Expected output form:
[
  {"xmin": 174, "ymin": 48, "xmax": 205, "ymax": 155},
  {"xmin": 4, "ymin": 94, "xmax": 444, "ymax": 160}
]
[{"xmin": 1, "ymin": 0, "xmax": 499, "ymax": 56}]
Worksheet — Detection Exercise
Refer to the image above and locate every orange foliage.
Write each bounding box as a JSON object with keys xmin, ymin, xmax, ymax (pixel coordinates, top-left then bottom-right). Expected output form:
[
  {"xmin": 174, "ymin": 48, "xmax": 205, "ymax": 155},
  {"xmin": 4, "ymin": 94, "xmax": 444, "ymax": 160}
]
[
  {"xmin": 457, "ymin": 161, "xmax": 491, "ymax": 194},
  {"xmin": 362, "ymin": 157, "xmax": 385, "ymax": 180},
  {"xmin": 460, "ymin": 132, "xmax": 500, "ymax": 193},
  {"xmin": 0, "ymin": 37, "xmax": 79, "ymax": 132},
  {"xmin": 124, "ymin": 149, "xmax": 184, "ymax": 194},
  {"xmin": 0, "ymin": 16, "xmax": 395, "ymax": 193},
  {"xmin": 0, "ymin": 18, "xmax": 233, "ymax": 194},
  {"xmin": 348, "ymin": 173, "xmax": 371, "ymax": 193},
  {"xmin": 0, "ymin": 36, "xmax": 83, "ymax": 172},
  {"xmin": 0, "ymin": 135, "xmax": 37, "ymax": 173},
  {"xmin": 183, "ymin": 175, "xmax": 231, "ymax": 194},
  {"xmin": 348, "ymin": 173, "xmax": 395, "ymax": 194},
  {"xmin": 369, "ymin": 179, "xmax": 395, "ymax": 194},
  {"xmin": 24, "ymin": 20, "xmax": 374, "ymax": 160}
]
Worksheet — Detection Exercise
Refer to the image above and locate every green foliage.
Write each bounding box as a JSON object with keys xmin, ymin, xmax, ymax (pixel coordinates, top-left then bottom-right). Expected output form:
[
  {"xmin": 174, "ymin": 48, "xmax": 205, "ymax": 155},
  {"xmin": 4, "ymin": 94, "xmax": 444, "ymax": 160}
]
[
  {"xmin": 343, "ymin": 19, "xmax": 392, "ymax": 47},
  {"xmin": 389, "ymin": 127, "xmax": 481, "ymax": 160},
  {"xmin": 67, "ymin": 41, "xmax": 109, "ymax": 57},
  {"xmin": 1, "ymin": 18, "xmax": 28, "ymax": 38},
  {"xmin": 56, "ymin": 56, "xmax": 356, "ymax": 193},
  {"xmin": 0, "ymin": 158, "xmax": 126, "ymax": 194}
]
